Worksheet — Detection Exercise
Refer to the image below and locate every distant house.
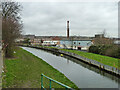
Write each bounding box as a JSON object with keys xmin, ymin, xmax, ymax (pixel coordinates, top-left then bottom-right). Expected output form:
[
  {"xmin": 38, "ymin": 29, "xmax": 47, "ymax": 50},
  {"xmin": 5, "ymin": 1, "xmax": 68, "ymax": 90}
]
[
  {"xmin": 114, "ymin": 40, "xmax": 120, "ymax": 45},
  {"xmin": 15, "ymin": 34, "xmax": 35, "ymax": 44},
  {"xmin": 95, "ymin": 34, "xmax": 104, "ymax": 38},
  {"xmin": 42, "ymin": 36, "xmax": 61, "ymax": 46},
  {"xmin": 23, "ymin": 35, "xmax": 35, "ymax": 39},
  {"xmin": 15, "ymin": 38, "xmax": 25, "ymax": 43},
  {"xmin": 30, "ymin": 38, "xmax": 42, "ymax": 46}
]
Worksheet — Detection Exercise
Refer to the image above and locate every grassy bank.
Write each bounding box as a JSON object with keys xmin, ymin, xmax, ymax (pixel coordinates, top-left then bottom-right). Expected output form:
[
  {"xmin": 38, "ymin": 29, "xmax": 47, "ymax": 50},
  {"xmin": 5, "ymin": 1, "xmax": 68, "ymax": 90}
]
[
  {"xmin": 61, "ymin": 49, "xmax": 120, "ymax": 68},
  {"xmin": 19, "ymin": 45, "xmax": 120, "ymax": 69},
  {"xmin": 2, "ymin": 47, "xmax": 77, "ymax": 88},
  {"xmin": 32, "ymin": 45, "xmax": 57, "ymax": 49}
]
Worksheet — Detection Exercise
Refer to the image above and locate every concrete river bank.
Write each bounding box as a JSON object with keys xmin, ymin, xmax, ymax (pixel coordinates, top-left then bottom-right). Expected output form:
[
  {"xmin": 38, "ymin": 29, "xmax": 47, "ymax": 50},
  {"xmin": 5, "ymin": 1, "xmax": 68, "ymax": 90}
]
[{"xmin": 22, "ymin": 47, "xmax": 120, "ymax": 88}]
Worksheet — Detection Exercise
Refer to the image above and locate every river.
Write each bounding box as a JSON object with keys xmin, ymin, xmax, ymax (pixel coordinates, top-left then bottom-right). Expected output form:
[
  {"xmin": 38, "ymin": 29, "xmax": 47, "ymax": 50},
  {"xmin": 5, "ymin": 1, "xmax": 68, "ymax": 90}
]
[{"xmin": 22, "ymin": 47, "xmax": 120, "ymax": 88}]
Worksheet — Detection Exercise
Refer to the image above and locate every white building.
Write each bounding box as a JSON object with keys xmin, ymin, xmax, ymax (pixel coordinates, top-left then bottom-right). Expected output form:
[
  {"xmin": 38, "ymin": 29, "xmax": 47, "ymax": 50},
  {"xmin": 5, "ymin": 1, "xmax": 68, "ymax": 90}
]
[
  {"xmin": 42, "ymin": 36, "xmax": 60, "ymax": 46},
  {"xmin": 42, "ymin": 40, "xmax": 59, "ymax": 46},
  {"xmin": 60, "ymin": 39, "xmax": 92, "ymax": 50}
]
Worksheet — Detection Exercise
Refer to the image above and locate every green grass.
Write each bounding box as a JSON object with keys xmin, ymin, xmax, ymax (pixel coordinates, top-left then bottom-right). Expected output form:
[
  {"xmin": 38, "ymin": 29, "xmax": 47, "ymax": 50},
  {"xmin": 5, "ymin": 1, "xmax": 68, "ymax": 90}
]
[
  {"xmin": 0, "ymin": 77, "xmax": 2, "ymax": 88},
  {"xmin": 2, "ymin": 47, "xmax": 78, "ymax": 88},
  {"xmin": 61, "ymin": 49, "xmax": 120, "ymax": 68}
]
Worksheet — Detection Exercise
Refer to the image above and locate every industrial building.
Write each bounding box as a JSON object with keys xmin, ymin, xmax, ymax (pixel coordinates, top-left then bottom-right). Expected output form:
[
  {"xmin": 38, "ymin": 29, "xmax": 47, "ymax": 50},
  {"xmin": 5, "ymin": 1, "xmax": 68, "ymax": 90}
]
[
  {"xmin": 60, "ymin": 39, "xmax": 92, "ymax": 50},
  {"xmin": 59, "ymin": 21, "xmax": 92, "ymax": 50}
]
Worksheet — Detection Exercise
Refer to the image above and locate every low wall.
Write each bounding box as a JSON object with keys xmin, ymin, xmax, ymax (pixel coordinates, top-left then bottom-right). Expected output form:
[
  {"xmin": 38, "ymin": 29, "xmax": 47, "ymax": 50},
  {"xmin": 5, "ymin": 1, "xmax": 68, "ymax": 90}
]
[
  {"xmin": 21, "ymin": 45, "xmax": 120, "ymax": 77},
  {"xmin": 59, "ymin": 50, "xmax": 120, "ymax": 77}
]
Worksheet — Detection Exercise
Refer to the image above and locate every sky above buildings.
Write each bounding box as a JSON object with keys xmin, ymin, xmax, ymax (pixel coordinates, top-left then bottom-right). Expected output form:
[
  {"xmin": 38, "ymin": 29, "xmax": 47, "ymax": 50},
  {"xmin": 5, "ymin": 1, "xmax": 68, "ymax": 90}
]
[{"xmin": 21, "ymin": 1, "xmax": 118, "ymax": 37}]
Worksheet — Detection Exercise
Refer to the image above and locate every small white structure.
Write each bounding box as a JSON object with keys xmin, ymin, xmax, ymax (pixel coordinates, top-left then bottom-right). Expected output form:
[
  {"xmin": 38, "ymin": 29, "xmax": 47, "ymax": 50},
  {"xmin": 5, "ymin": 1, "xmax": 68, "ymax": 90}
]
[
  {"xmin": 42, "ymin": 40, "xmax": 59, "ymax": 46},
  {"xmin": 114, "ymin": 40, "xmax": 120, "ymax": 45}
]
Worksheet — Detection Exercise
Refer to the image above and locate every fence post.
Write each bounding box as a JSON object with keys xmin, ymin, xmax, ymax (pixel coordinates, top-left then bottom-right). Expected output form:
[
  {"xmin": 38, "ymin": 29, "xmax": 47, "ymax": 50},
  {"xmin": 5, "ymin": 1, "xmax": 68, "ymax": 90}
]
[
  {"xmin": 103, "ymin": 65, "xmax": 104, "ymax": 69},
  {"xmin": 89, "ymin": 61, "xmax": 91, "ymax": 64},
  {"xmin": 41, "ymin": 74, "xmax": 71, "ymax": 89},
  {"xmin": 112, "ymin": 67, "xmax": 113, "ymax": 72},
  {"xmin": 99, "ymin": 65, "xmax": 101, "ymax": 69},
  {"xmin": 41, "ymin": 74, "xmax": 43, "ymax": 90},
  {"xmin": 65, "ymin": 87, "xmax": 68, "ymax": 90},
  {"xmin": 49, "ymin": 80, "xmax": 52, "ymax": 90}
]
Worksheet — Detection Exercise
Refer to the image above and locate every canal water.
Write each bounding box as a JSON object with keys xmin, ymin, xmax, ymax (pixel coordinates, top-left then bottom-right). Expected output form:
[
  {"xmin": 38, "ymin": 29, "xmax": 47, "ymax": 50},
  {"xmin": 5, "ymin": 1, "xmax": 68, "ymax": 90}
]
[{"xmin": 22, "ymin": 47, "xmax": 120, "ymax": 88}]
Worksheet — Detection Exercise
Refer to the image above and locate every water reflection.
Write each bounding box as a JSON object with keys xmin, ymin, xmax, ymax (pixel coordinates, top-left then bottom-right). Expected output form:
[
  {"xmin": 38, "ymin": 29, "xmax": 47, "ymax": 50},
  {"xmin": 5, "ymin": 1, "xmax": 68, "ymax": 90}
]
[{"xmin": 62, "ymin": 55, "xmax": 119, "ymax": 84}]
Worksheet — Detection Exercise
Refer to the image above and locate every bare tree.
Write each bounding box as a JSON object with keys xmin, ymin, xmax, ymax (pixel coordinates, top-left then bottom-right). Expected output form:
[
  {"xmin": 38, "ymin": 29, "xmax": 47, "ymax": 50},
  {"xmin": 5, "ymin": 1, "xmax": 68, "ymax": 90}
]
[
  {"xmin": 0, "ymin": 2, "xmax": 2, "ymax": 49},
  {"xmin": 2, "ymin": 1, "xmax": 22, "ymax": 57},
  {"xmin": 93, "ymin": 30, "xmax": 114, "ymax": 45},
  {"xmin": 93, "ymin": 38, "xmax": 114, "ymax": 45},
  {"xmin": 2, "ymin": 2, "xmax": 21, "ymax": 20}
]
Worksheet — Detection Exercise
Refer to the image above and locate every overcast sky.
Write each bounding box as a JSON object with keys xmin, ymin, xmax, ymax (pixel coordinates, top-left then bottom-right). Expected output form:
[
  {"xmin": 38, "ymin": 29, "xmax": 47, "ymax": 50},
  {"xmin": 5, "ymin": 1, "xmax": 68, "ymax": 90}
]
[{"xmin": 21, "ymin": 2, "xmax": 118, "ymax": 37}]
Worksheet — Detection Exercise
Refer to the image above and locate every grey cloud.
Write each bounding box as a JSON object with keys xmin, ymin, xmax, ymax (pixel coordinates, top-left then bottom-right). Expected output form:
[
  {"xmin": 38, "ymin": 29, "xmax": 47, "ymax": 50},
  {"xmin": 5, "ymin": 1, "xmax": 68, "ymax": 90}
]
[{"xmin": 21, "ymin": 2, "xmax": 118, "ymax": 37}]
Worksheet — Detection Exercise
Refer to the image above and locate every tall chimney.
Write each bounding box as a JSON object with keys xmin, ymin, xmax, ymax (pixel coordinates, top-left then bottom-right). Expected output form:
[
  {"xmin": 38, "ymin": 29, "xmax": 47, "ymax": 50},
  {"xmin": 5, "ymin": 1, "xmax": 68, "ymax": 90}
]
[{"xmin": 67, "ymin": 21, "xmax": 69, "ymax": 38}]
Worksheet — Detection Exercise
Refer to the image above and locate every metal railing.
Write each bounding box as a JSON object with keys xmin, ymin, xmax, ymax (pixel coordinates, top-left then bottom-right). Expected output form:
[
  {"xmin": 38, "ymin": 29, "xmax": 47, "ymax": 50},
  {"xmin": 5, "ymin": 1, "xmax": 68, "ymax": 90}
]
[{"xmin": 41, "ymin": 74, "xmax": 72, "ymax": 90}]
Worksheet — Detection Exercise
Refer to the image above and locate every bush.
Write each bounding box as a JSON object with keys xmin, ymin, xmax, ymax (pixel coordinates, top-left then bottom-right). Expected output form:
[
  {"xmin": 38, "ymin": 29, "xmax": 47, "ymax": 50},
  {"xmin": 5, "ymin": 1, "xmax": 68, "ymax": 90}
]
[
  {"xmin": 89, "ymin": 45, "xmax": 100, "ymax": 54},
  {"xmin": 89, "ymin": 45, "xmax": 120, "ymax": 59},
  {"xmin": 105, "ymin": 45, "xmax": 120, "ymax": 58}
]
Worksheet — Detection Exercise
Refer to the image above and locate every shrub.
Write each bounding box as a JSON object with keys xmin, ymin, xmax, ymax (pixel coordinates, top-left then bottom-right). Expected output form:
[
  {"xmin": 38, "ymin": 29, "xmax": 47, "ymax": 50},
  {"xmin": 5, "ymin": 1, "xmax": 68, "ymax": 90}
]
[
  {"xmin": 89, "ymin": 45, "xmax": 120, "ymax": 59},
  {"xmin": 105, "ymin": 45, "xmax": 120, "ymax": 58},
  {"xmin": 89, "ymin": 45, "xmax": 100, "ymax": 54}
]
